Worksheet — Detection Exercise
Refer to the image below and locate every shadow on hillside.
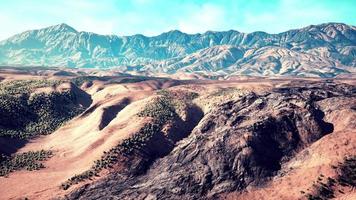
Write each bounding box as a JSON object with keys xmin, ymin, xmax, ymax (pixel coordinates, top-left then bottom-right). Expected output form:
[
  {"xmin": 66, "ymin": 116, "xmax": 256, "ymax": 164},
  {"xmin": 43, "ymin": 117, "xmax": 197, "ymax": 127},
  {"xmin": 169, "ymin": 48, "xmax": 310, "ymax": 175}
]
[
  {"xmin": 0, "ymin": 137, "xmax": 27, "ymax": 156},
  {"xmin": 99, "ymin": 98, "xmax": 131, "ymax": 130}
]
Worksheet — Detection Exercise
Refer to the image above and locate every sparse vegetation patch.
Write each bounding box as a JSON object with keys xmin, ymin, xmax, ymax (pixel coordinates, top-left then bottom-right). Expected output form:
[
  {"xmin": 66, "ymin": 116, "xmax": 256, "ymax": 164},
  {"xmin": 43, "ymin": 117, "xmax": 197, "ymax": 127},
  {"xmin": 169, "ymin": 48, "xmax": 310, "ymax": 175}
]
[
  {"xmin": 209, "ymin": 87, "xmax": 241, "ymax": 97},
  {"xmin": 70, "ymin": 75, "xmax": 150, "ymax": 87},
  {"xmin": 0, "ymin": 80, "xmax": 85, "ymax": 139},
  {"xmin": 0, "ymin": 150, "xmax": 53, "ymax": 177},
  {"xmin": 0, "ymin": 80, "xmax": 63, "ymax": 95},
  {"xmin": 303, "ymin": 156, "xmax": 356, "ymax": 200},
  {"xmin": 61, "ymin": 90, "xmax": 197, "ymax": 190},
  {"xmin": 337, "ymin": 156, "xmax": 356, "ymax": 187},
  {"xmin": 70, "ymin": 76, "xmax": 109, "ymax": 87}
]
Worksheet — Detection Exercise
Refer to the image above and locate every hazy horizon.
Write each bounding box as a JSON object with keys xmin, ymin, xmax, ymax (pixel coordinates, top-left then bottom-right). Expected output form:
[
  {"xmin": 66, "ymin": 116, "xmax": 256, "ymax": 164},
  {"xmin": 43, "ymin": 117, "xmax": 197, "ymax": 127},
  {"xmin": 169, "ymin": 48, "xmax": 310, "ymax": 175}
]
[{"xmin": 0, "ymin": 0, "xmax": 355, "ymax": 40}]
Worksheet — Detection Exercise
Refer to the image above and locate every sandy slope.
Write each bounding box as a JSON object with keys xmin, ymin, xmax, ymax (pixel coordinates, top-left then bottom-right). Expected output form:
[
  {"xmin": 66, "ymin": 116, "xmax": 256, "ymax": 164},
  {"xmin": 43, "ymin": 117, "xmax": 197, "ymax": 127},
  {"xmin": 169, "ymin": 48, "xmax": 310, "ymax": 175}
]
[
  {"xmin": 0, "ymin": 76, "xmax": 175, "ymax": 199},
  {"xmin": 0, "ymin": 70, "xmax": 355, "ymax": 200},
  {"xmin": 0, "ymin": 74, "xmax": 275, "ymax": 199}
]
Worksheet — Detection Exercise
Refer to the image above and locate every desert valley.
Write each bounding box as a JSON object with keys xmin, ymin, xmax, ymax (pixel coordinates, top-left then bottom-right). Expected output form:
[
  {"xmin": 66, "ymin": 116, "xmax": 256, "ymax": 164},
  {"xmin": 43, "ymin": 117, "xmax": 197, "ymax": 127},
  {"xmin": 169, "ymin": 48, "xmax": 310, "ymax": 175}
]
[
  {"xmin": 0, "ymin": 66, "xmax": 354, "ymax": 200},
  {"xmin": 0, "ymin": 6, "xmax": 355, "ymax": 199}
]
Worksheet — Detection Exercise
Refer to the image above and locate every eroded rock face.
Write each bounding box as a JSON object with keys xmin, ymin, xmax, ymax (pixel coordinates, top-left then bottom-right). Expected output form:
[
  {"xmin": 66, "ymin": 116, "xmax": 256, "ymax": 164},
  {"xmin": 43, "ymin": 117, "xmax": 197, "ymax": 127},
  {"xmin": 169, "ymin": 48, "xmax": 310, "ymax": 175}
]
[{"xmin": 67, "ymin": 81, "xmax": 355, "ymax": 200}]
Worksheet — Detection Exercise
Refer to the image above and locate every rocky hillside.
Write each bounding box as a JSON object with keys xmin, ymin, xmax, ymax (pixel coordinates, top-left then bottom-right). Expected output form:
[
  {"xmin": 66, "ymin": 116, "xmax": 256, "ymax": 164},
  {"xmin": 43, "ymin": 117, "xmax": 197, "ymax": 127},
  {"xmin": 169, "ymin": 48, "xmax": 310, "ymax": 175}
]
[
  {"xmin": 0, "ymin": 68, "xmax": 355, "ymax": 199},
  {"xmin": 66, "ymin": 81, "xmax": 356, "ymax": 200},
  {"xmin": 0, "ymin": 23, "xmax": 355, "ymax": 77}
]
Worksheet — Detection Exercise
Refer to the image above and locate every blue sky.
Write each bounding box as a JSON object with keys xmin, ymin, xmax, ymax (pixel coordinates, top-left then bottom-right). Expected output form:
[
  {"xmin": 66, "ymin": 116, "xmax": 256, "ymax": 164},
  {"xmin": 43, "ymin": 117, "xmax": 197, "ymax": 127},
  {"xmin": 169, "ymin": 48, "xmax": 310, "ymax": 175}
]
[{"xmin": 0, "ymin": 0, "xmax": 355, "ymax": 40}]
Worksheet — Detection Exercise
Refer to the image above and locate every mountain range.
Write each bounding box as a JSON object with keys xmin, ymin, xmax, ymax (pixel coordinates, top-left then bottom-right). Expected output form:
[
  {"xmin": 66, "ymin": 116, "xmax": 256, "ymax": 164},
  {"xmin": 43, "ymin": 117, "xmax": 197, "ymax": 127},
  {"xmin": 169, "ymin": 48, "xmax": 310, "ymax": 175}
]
[{"xmin": 0, "ymin": 22, "xmax": 355, "ymax": 77}]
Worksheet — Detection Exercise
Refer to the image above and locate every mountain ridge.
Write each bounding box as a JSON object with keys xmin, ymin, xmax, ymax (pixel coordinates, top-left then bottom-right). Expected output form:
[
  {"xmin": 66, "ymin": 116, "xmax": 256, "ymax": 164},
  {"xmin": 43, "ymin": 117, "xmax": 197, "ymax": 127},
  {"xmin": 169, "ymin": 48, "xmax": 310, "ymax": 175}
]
[
  {"xmin": 0, "ymin": 22, "xmax": 355, "ymax": 77},
  {"xmin": 4, "ymin": 22, "xmax": 351, "ymax": 40}
]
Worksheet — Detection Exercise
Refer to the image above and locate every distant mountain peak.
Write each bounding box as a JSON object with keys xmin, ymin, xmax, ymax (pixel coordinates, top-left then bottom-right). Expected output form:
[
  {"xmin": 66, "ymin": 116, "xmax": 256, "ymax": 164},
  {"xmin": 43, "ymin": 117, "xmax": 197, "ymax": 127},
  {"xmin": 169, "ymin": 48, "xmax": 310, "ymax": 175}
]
[
  {"xmin": 160, "ymin": 30, "xmax": 186, "ymax": 37},
  {"xmin": 45, "ymin": 23, "xmax": 77, "ymax": 33},
  {"xmin": 168, "ymin": 30, "xmax": 184, "ymax": 34},
  {"xmin": 303, "ymin": 22, "xmax": 352, "ymax": 31}
]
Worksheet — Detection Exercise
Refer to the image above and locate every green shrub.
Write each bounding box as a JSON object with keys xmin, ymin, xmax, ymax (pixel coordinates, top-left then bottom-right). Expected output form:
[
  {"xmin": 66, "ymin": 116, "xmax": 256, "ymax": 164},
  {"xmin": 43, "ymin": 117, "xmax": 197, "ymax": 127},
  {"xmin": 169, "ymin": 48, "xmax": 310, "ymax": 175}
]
[
  {"xmin": 337, "ymin": 156, "xmax": 356, "ymax": 187},
  {"xmin": 0, "ymin": 80, "xmax": 63, "ymax": 95},
  {"xmin": 305, "ymin": 156, "xmax": 356, "ymax": 199},
  {"xmin": 70, "ymin": 76, "xmax": 109, "ymax": 87},
  {"xmin": 137, "ymin": 96, "xmax": 178, "ymax": 124},
  {"xmin": 0, "ymin": 80, "xmax": 85, "ymax": 139},
  {"xmin": 0, "ymin": 150, "xmax": 53, "ymax": 176},
  {"xmin": 209, "ymin": 87, "xmax": 240, "ymax": 97}
]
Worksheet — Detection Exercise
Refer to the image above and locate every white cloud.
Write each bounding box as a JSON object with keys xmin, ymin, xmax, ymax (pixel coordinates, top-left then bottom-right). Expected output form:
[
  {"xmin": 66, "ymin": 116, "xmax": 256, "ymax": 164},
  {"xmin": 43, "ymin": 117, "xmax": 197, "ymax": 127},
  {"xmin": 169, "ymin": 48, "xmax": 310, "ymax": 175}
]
[
  {"xmin": 75, "ymin": 19, "xmax": 115, "ymax": 35},
  {"xmin": 240, "ymin": 0, "xmax": 335, "ymax": 33},
  {"xmin": 178, "ymin": 3, "xmax": 227, "ymax": 33}
]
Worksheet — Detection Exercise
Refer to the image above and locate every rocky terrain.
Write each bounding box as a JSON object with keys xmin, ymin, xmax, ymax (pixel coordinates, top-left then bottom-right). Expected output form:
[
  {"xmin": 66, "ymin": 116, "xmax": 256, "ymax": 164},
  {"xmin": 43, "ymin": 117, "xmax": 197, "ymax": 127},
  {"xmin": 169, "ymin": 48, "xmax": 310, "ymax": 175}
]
[
  {"xmin": 0, "ymin": 23, "xmax": 355, "ymax": 77},
  {"xmin": 0, "ymin": 68, "xmax": 354, "ymax": 200},
  {"xmin": 66, "ymin": 81, "xmax": 355, "ymax": 200}
]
